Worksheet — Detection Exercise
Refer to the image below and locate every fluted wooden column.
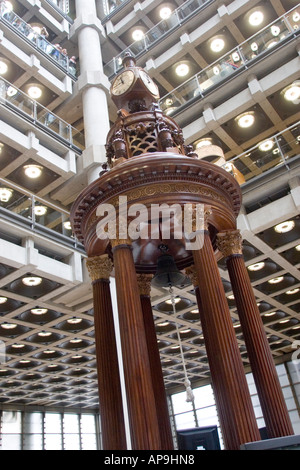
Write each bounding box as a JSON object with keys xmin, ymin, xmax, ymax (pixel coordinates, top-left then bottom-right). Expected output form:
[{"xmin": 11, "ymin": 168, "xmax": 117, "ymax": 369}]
[
  {"xmin": 190, "ymin": 211, "xmax": 261, "ymax": 450},
  {"xmin": 86, "ymin": 255, "xmax": 127, "ymax": 450},
  {"xmin": 217, "ymin": 230, "xmax": 294, "ymax": 438},
  {"xmin": 111, "ymin": 237, "xmax": 161, "ymax": 449},
  {"xmin": 137, "ymin": 274, "xmax": 174, "ymax": 450}
]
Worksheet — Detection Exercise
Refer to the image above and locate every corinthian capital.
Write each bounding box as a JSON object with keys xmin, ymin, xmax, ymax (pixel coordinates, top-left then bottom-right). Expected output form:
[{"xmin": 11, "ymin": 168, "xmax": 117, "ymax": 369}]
[
  {"xmin": 86, "ymin": 254, "xmax": 113, "ymax": 281},
  {"xmin": 136, "ymin": 273, "xmax": 153, "ymax": 296},
  {"xmin": 216, "ymin": 229, "xmax": 243, "ymax": 258}
]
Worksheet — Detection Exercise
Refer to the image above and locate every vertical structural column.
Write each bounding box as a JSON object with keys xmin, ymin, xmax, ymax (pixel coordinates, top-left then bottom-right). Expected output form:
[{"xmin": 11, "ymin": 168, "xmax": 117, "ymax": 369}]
[
  {"xmin": 74, "ymin": 0, "xmax": 110, "ymax": 182},
  {"xmin": 191, "ymin": 210, "xmax": 261, "ymax": 450},
  {"xmin": 111, "ymin": 237, "xmax": 161, "ymax": 450},
  {"xmin": 217, "ymin": 229, "xmax": 294, "ymax": 438},
  {"xmin": 137, "ymin": 274, "xmax": 174, "ymax": 450},
  {"xmin": 86, "ymin": 255, "xmax": 127, "ymax": 449}
]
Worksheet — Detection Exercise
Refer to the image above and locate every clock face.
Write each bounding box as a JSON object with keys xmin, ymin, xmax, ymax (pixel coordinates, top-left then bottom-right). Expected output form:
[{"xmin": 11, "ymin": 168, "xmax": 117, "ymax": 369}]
[
  {"xmin": 139, "ymin": 70, "xmax": 159, "ymax": 96},
  {"xmin": 111, "ymin": 70, "xmax": 135, "ymax": 96}
]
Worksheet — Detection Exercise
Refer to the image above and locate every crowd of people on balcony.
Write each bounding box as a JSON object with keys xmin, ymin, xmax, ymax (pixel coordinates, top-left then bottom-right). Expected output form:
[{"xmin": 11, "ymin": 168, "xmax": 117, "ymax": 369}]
[{"xmin": 0, "ymin": 1, "xmax": 77, "ymax": 76}]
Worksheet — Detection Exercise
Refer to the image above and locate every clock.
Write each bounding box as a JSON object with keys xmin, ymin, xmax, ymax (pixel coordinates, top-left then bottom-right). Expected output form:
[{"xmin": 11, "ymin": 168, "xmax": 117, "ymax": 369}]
[
  {"xmin": 111, "ymin": 70, "xmax": 135, "ymax": 96},
  {"xmin": 139, "ymin": 70, "xmax": 159, "ymax": 97}
]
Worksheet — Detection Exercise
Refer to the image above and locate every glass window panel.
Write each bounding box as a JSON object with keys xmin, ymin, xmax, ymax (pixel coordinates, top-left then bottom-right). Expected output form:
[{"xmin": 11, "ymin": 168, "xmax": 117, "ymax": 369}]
[
  {"xmin": 193, "ymin": 384, "xmax": 215, "ymax": 408},
  {"xmin": 2, "ymin": 411, "xmax": 22, "ymax": 433},
  {"xmin": 81, "ymin": 434, "xmax": 97, "ymax": 450},
  {"xmin": 45, "ymin": 434, "xmax": 62, "ymax": 450},
  {"xmin": 196, "ymin": 406, "xmax": 219, "ymax": 428},
  {"xmin": 23, "ymin": 412, "xmax": 43, "ymax": 434},
  {"xmin": 1, "ymin": 434, "xmax": 22, "ymax": 450},
  {"xmin": 171, "ymin": 390, "xmax": 193, "ymax": 414},
  {"xmin": 64, "ymin": 434, "xmax": 80, "ymax": 450},
  {"xmin": 45, "ymin": 413, "xmax": 61, "ymax": 433},
  {"xmin": 175, "ymin": 411, "xmax": 195, "ymax": 430},
  {"xmin": 64, "ymin": 413, "xmax": 79, "ymax": 434},
  {"xmin": 81, "ymin": 414, "xmax": 96, "ymax": 433},
  {"xmin": 23, "ymin": 434, "xmax": 43, "ymax": 450}
]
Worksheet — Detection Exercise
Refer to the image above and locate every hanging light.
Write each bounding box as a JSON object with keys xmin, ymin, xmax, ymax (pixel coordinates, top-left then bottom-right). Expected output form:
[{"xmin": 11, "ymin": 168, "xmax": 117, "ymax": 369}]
[{"xmin": 152, "ymin": 244, "xmax": 194, "ymax": 403}]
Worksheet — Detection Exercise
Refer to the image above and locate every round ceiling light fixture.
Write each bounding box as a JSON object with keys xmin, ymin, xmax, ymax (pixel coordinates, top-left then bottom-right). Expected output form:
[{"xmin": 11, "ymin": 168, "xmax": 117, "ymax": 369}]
[
  {"xmin": 0, "ymin": 297, "xmax": 8, "ymax": 304},
  {"xmin": 132, "ymin": 29, "xmax": 145, "ymax": 41},
  {"xmin": 282, "ymin": 82, "xmax": 300, "ymax": 103},
  {"xmin": 1, "ymin": 322, "xmax": 17, "ymax": 330},
  {"xmin": 249, "ymin": 10, "xmax": 264, "ymax": 26},
  {"xmin": 210, "ymin": 37, "xmax": 225, "ymax": 53},
  {"xmin": 236, "ymin": 112, "xmax": 255, "ymax": 128},
  {"xmin": 274, "ymin": 220, "xmax": 295, "ymax": 233},
  {"xmin": 0, "ymin": 187, "xmax": 13, "ymax": 202},
  {"xmin": 67, "ymin": 317, "xmax": 82, "ymax": 324},
  {"xmin": 34, "ymin": 205, "xmax": 47, "ymax": 216},
  {"xmin": 175, "ymin": 63, "xmax": 190, "ymax": 77},
  {"xmin": 23, "ymin": 164, "xmax": 43, "ymax": 179},
  {"xmin": 0, "ymin": 60, "xmax": 8, "ymax": 75},
  {"xmin": 195, "ymin": 138, "xmax": 213, "ymax": 148},
  {"xmin": 22, "ymin": 276, "xmax": 42, "ymax": 286},
  {"xmin": 160, "ymin": 6, "xmax": 172, "ymax": 19},
  {"xmin": 286, "ymin": 288, "xmax": 300, "ymax": 295},
  {"xmin": 28, "ymin": 85, "xmax": 42, "ymax": 99},
  {"xmin": 268, "ymin": 276, "xmax": 284, "ymax": 284},
  {"xmin": 31, "ymin": 308, "xmax": 48, "ymax": 315},
  {"xmin": 258, "ymin": 140, "xmax": 274, "ymax": 152},
  {"xmin": 247, "ymin": 262, "xmax": 265, "ymax": 271}
]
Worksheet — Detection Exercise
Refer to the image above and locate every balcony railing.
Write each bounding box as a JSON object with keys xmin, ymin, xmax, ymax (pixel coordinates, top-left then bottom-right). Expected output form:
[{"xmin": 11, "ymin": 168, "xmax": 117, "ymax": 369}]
[
  {"xmin": 222, "ymin": 122, "xmax": 300, "ymax": 186},
  {"xmin": 0, "ymin": 176, "xmax": 83, "ymax": 250},
  {"xmin": 0, "ymin": 2, "xmax": 78, "ymax": 78},
  {"xmin": 0, "ymin": 77, "xmax": 85, "ymax": 151},
  {"xmin": 103, "ymin": 0, "xmax": 213, "ymax": 77},
  {"xmin": 159, "ymin": 6, "xmax": 300, "ymax": 116}
]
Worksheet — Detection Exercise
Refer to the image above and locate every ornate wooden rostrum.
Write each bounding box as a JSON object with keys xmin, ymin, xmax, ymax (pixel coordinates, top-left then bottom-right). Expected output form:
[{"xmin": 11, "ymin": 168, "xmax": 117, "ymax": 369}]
[{"xmin": 71, "ymin": 54, "xmax": 293, "ymax": 450}]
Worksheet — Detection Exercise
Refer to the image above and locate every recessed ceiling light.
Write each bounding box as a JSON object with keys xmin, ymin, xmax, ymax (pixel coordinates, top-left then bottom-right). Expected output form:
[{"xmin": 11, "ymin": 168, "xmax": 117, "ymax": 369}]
[
  {"xmin": 271, "ymin": 25, "xmax": 280, "ymax": 36},
  {"xmin": 0, "ymin": 60, "xmax": 8, "ymax": 75},
  {"xmin": 210, "ymin": 38, "xmax": 225, "ymax": 52},
  {"xmin": 274, "ymin": 220, "xmax": 295, "ymax": 233},
  {"xmin": 248, "ymin": 262, "xmax": 265, "ymax": 271},
  {"xmin": 180, "ymin": 329, "xmax": 191, "ymax": 334},
  {"xmin": 0, "ymin": 296, "xmax": 8, "ymax": 304},
  {"xmin": 132, "ymin": 29, "xmax": 144, "ymax": 41},
  {"xmin": 7, "ymin": 86, "xmax": 17, "ymax": 97},
  {"xmin": 34, "ymin": 205, "xmax": 47, "ymax": 216},
  {"xmin": 70, "ymin": 338, "xmax": 82, "ymax": 343},
  {"xmin": 264, "ymin": 311, "xmax": 276, "ymax": 316},
  {"xmin": 157, "ymin": 321, "xmax": 170, "ymax": 327},
  {"xmin": 283, "ymin": 83, "xmax": 300, "ymax": 102},
  {"xmin": 286, "ymin": 288, "xmax": 299, "ymax": 295},
  {"xmin": 233, "ymin": 323, "xmax": 241, "ymax": 328},
  {"xmin": 175, "ymin": 63, "xmax": 189, "ymax": 77},
  {"xmin": 0, "ymin": 187, "xmax": 13, "ymax": 202},
  {"xmin": 67, "ymin": 318, "xmax": 82, "ymax": 324},
  {"xmin": 279, "ymin": 319, "xmax": 290, "ymax": 324},
  {"xmin": 166, "ymin": 297, "xmax": 180, "ymax": 304},
  {"xmin": 20, "ymin": 359, "xmax": 31, "ymax": 364},
  {"xmin": 250, "ymin": 42, "xmax": 258, "ymax": 52},
  {"xmin": 227, "ymin": 294, "xmax": 235, "ymax": 300},
  {"xmin": 22, "ymin": 276, "xmax": 42, "ymax": 286},
  {"xmin": 160, "ymin": 7, "xmax": 172, "ymax": 19},
  {"xmin": 268, "ymin": 276, "xmax": 284, "ymax": 284},
  {"xmin": 259, "ymin": 140, "xmax": 274, "ymax": 151},
  {"xmin": 249, "ymin": 11, "xmax": 264, "ymax": 26},
  {"xmin": 23, "ymin": 164, "xmax": 42, "ymax": 178},
  {"xmin": 31, "ymin": 308, "xmax": 48, "ymax": 315},
  {"xmin": 296, "ymin": 245, "xmax": 300, "ymax": 251},
  {"xmin": 63, "ymin": 221, "xmax": 72, "ymax": 230},
  {"xmin": 12, "ymin": 343, "xmax": 25, "ymax": 349},
  {"xmin": 190, "ymin": 309, "xmax": 199, "ymax": 314},
  {"xmin": 72, "ymin": 355, "xmax": 82, "ymax": 359},
  {"xmin": 28, "ymin": 86, "xmax": 42, "ymax": 99},
  {"xmin": 38, "ymin": 331, "xmax": 52, "ymax": 337},
  {"xmin": 236, "ymin": 112, "xmax": 255, "ymax": 128},
  {"xmin": 293, "ymin": 12, "xmax": 300, "ymax": 22},
  {"xmin": 43, "ymin": 349, "xmax": 56, "ymax": 354},
  {"xmin": 1, "ymin": 323, "xmax": 17, "ymax": 329}
]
